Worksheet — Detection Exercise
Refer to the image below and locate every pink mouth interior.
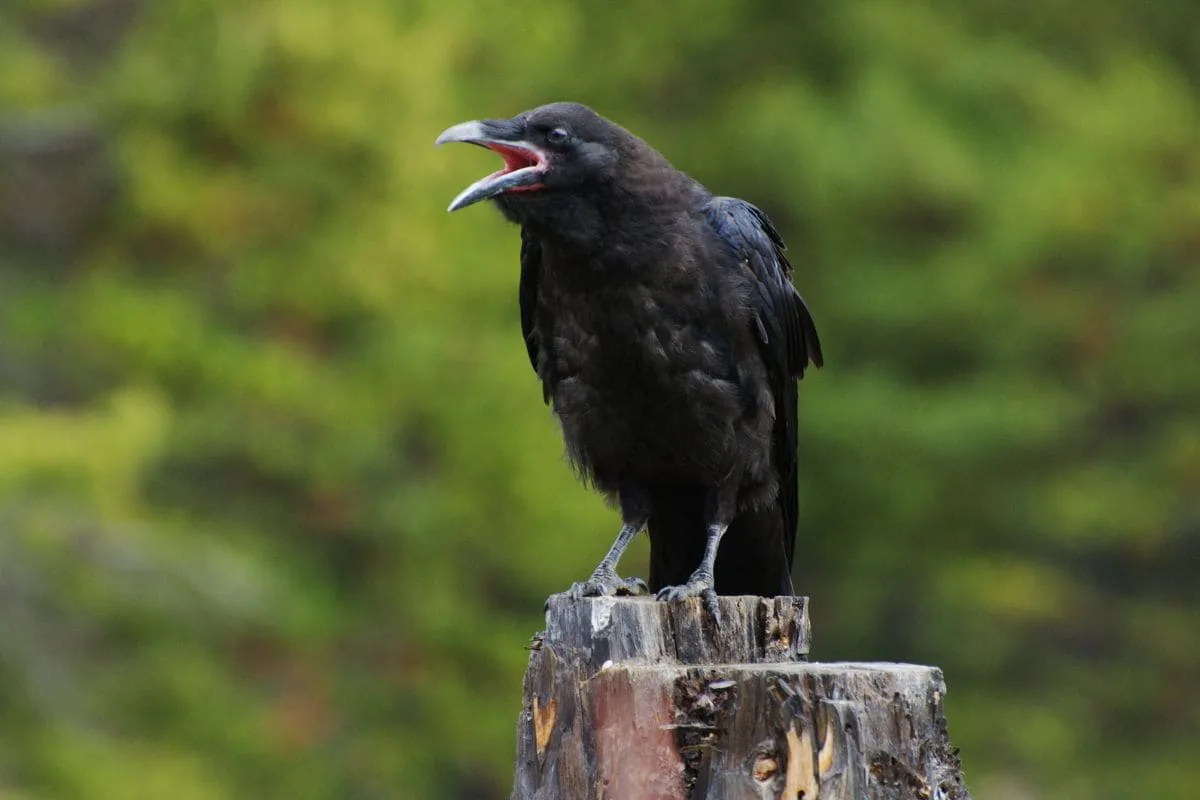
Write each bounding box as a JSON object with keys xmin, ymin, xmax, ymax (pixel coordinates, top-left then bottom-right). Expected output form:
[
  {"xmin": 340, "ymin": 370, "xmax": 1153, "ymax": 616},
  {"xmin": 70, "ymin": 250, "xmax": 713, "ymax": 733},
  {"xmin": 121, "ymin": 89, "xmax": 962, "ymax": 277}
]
[{"xmin": 482, "ymin": 142, "xmax": 544, "ymax": 192}]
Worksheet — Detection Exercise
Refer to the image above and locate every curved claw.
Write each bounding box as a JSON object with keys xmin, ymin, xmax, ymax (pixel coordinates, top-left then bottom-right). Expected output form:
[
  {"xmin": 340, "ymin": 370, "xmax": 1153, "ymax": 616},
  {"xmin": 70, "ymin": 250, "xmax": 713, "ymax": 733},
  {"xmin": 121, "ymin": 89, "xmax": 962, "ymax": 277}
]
[
  {"xmin": 565, "ymin": 571, "xmax": 648, "ymax": 599},
  {"xmin": 655, "ymin": 579, "xmax": 719, "ymax": 617}
]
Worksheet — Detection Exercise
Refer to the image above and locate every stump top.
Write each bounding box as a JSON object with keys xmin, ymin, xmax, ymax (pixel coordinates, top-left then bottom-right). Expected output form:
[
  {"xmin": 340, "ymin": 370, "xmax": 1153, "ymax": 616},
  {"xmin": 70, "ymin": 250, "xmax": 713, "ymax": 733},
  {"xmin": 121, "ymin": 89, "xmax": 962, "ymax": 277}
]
[{"xmin": 542, "ymin": 594, "xmax": 810, "ymax": 668}]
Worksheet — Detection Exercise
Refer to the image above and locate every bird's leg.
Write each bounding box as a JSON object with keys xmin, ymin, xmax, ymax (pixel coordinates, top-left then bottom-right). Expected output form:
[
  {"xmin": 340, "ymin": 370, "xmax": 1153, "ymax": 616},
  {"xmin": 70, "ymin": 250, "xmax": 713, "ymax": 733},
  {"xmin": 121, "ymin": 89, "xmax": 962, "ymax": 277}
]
[
  {"xmin": 566, "ymin": 520, "xmax": 648, "ymax": 598},
  {"xmin": 565, "ymin": 487, "xmax": 649, "ymax": 599},
  {"xmin": 655, "ymin": 487, "xmax": 736, "ymax": 615},
  {"xmin": 654, "ymin": 522, "xmax": 726, "ymax": 614}
]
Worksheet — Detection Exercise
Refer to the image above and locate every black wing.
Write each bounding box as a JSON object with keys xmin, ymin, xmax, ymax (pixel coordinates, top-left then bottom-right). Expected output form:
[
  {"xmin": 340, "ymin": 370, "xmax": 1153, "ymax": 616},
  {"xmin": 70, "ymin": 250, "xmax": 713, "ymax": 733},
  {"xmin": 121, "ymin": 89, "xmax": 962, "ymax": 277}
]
[
  {"xmin": 518, "ymin": 228, "xmax": 551, "ymax": 404},
  {"xmin": 704, "ymin": 196, "xmax": 823, "ymax": 565}
]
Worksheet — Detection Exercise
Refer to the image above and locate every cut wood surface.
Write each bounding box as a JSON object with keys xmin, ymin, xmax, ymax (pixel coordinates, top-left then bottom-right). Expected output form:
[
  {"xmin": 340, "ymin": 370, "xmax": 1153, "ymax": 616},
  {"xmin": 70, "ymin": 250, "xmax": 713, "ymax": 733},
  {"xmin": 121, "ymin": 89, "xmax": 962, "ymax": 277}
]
[{"xmin": 512, "ymin": 595, "xmax": 970, "ymax": 800}]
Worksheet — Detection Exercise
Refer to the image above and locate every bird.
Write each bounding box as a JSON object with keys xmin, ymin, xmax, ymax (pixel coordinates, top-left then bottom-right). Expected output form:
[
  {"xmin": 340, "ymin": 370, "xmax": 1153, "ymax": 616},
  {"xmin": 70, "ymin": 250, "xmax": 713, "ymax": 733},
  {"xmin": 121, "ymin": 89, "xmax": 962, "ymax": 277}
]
[{"xmin": 435, "ymin": 102, "xmax": 822, "ymax": 608}]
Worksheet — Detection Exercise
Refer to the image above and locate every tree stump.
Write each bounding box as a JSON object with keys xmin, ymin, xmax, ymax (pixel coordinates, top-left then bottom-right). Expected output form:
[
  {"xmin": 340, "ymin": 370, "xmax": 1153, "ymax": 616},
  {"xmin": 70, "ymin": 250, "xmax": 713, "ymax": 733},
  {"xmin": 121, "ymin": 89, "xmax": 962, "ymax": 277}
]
[{"xmin": 512, "ymin": 595, "xmax": 970, "ymax": 800}]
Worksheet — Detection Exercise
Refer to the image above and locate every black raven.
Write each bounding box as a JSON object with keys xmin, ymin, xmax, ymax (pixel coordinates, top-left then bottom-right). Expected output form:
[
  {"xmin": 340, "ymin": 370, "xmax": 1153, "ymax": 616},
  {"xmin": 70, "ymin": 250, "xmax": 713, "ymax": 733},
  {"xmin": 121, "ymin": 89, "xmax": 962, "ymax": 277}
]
[{"xmin": 436, "ymin": 102, "xmax": 822, "ymax": 605}]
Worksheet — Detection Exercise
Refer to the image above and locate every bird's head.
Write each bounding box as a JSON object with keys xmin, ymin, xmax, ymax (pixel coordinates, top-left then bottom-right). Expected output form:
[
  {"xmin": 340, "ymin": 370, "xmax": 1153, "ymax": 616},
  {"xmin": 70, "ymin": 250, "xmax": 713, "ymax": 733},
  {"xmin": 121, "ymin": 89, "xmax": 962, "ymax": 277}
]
[{"xmin": 435, "ymin": 102, "xmax": 626, "ymax": 219}]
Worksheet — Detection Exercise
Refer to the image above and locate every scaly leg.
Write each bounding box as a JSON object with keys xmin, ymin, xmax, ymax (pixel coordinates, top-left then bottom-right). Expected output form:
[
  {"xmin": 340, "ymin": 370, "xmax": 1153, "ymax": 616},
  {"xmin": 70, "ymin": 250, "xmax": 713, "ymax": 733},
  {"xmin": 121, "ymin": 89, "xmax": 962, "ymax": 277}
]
[
  {"xmin": 654, "ymin": 522, "xmax": 726, "ymax": 613},
  {"xmin": 565, "ymin": 487, "xmax": 649, "ymax": 598},
  {"xmin": 655, "ymin": 486, "xmax": 736, "ymax": 615}
]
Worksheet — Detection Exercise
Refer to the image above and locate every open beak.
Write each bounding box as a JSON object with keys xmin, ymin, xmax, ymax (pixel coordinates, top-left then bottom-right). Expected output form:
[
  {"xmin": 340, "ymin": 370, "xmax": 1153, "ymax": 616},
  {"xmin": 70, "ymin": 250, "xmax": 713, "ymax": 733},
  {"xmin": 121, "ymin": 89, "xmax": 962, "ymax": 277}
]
[{"xmin": 435, "ymin": 119, "xmax": 548, "ymax": 212}]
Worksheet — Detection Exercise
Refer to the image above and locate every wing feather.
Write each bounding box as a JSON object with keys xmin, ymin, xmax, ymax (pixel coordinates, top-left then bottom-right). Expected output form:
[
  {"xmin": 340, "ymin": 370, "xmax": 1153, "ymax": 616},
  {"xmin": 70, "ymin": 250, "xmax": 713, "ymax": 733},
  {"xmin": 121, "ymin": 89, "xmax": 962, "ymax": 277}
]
[
  {"xmin": 704, "ymin": 197, "xmax": 823, "ymax": 565},
  {"xmin": 518, "ymin": 228, "xmax": 551, "ymax": 404}
]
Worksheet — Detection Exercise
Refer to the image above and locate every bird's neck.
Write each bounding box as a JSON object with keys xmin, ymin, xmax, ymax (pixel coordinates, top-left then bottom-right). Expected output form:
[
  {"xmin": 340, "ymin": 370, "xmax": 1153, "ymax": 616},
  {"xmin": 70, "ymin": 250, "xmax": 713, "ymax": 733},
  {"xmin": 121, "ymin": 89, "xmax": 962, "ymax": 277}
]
[
  {"xmin": 530, "ymin": 175, "xmax": 702, "ymax": 264},
  {"xmin": 532, "ymin": 209, "xmax": 674, "ymax": 280}
]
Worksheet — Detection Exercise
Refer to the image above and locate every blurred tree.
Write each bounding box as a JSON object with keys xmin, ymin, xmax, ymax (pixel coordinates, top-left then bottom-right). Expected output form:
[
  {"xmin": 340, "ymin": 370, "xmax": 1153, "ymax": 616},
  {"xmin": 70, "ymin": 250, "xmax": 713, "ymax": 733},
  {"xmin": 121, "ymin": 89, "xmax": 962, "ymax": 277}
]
[{"xmin": 0, "ymin": 0, "xmax": 1197, "ymax": 798}]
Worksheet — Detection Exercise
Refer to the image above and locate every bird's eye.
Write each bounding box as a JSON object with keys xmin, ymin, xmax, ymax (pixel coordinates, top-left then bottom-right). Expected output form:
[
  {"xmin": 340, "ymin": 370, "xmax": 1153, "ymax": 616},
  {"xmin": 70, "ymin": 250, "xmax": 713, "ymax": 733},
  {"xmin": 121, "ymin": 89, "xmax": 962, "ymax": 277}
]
[{"xmin": 546, "ymin": 127, "xmax": 570, "ymax": 145}]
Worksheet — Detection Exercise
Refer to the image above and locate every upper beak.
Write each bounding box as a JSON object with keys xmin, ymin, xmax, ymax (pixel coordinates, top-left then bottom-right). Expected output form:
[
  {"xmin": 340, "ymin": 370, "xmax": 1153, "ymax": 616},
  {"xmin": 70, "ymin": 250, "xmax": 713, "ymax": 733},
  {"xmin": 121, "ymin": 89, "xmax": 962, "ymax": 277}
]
[{"xmin": 435, "ymin": 119, "xmax": 548, "ymax": 212}]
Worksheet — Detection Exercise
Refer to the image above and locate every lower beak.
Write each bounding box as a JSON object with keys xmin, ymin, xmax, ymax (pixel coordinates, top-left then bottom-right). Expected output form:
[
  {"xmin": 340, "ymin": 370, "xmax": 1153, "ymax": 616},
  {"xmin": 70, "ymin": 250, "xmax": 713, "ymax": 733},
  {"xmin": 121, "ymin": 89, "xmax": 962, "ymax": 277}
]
[{"xmin": 435, "ymin": 120, "xmax": 547, "ymax": 212}]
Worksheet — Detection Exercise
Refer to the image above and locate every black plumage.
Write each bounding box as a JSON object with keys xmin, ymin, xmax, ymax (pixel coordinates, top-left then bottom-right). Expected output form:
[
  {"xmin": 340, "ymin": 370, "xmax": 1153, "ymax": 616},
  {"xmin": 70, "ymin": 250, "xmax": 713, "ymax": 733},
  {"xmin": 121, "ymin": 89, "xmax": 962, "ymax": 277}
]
[{"xmin": 436, "ymin": 102, "xmax": 822, "ymax": 604}]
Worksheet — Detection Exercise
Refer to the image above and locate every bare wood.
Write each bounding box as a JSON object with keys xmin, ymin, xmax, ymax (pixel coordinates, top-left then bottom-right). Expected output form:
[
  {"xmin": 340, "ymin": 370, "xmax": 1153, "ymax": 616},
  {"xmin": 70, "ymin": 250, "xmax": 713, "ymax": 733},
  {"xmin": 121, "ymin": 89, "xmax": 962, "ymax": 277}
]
[{"xmin": 512, "ymin": 595, "xmax": 970, "ymax": 800}]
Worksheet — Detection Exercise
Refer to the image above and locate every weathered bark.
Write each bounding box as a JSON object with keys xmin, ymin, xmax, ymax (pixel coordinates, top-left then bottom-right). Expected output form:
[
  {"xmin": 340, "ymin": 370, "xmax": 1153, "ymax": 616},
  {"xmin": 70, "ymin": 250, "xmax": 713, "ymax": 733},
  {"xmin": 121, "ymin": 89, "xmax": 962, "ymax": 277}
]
[{"xmin": 513, "ymin": 595, "xmax": 970, "ymax": 800}]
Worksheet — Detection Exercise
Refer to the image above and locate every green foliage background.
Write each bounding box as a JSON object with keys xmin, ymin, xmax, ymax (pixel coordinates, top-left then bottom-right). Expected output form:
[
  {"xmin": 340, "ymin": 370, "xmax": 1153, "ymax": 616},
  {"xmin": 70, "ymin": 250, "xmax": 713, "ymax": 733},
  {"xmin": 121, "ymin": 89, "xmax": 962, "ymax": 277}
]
[{"xmin": 1, "ymin": 0, "xmax": 1197, "ymax": 797}]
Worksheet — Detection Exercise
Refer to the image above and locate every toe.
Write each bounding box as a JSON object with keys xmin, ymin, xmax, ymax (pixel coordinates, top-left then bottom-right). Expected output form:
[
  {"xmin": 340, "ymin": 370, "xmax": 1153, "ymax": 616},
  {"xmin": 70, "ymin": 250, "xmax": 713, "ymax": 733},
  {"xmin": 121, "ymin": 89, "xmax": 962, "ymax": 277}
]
[
  {"xmin": 566, "ymin": 580, "xmax": 601, "ymax": 599},
  {"xmin": 620, "ymin": 577, "xmax": 649, "ymax": 596},
  {"xmin": 565, "ymin": 569, "xmax": 650, "ymax": 599},
  {"xmin": 655, "ymin": 580, "xmax": 714, "ymax": 604},
  {"xmin": 655, "ymin": 584, "xmax": 685, "ymax": 602}
]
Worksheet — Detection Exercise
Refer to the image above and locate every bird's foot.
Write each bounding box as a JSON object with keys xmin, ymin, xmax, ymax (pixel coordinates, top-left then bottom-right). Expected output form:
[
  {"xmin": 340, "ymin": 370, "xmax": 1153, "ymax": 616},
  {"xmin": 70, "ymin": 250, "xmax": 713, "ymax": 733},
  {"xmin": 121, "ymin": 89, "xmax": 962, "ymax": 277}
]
[
  {"xmin": 565, "ymin": 568, "xmax": 648, "ymax": 599},
  {"xmin": 655, "ymin": 573, "xmax": 719, "ymax": 617}
]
